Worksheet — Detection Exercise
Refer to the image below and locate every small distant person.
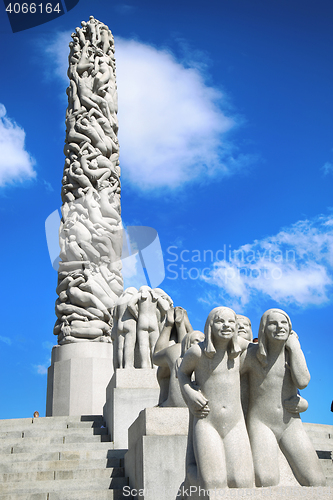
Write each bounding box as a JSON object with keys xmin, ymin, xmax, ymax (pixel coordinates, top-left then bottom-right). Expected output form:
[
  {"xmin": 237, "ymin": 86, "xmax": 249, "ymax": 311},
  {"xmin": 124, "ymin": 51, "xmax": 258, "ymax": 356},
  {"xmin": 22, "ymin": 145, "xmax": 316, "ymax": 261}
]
[
  {"xmin": 252, "ymin": 337, "xmax": 258, "ymax": 343},
  {"xmin": 33, "ymin": 411, "xmax": 39, "ymax": 418}
]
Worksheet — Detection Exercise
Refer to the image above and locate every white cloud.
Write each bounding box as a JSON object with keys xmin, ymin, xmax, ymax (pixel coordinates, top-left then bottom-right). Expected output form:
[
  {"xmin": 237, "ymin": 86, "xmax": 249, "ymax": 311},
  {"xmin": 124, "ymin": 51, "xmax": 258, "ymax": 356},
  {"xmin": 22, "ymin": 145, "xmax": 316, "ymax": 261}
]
[
  {"xmin": 116, "ymin": 38, "xmax": 239, "ymax": 190},
  {"xmin": 0, "ymin": 105, "xmax": 36, "ymax": 187},
  {"xmin": 202, "ymin": 214, "xmax": 333, "ymax": 308},
  {"xmin": 42, "ymin": 33, "xmax": 248, "ymax": 191},
  {"xmin": 33, "ymin": 364, "xmax": 48, "ymax": 375}
]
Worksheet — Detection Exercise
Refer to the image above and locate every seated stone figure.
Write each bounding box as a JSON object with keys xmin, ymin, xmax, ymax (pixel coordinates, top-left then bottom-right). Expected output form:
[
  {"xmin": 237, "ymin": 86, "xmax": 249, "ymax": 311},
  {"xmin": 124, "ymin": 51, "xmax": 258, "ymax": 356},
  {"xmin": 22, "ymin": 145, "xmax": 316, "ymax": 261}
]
[
  {"xmin": 153, "ymin": 306, "xmax": 199, "ymax": 407},
  {"xmin": 178, "ymin": 307, "xmax": 254, "ymax": 493},
  {"xmin": 241, "ymin": 308, "xmax": 326, "ymax": 487}
]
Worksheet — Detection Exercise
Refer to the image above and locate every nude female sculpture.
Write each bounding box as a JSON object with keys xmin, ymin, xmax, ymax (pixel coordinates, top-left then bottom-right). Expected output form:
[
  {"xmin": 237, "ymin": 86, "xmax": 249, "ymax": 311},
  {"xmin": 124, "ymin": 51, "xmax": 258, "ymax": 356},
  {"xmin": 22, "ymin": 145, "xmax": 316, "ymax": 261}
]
[
  {"xmin": 178, "ymin": 307, "xmax": 254, "ymax": 492},
  {"xmin": 241, "ymin": 308, "xmax": 326, "ymax": 487}
]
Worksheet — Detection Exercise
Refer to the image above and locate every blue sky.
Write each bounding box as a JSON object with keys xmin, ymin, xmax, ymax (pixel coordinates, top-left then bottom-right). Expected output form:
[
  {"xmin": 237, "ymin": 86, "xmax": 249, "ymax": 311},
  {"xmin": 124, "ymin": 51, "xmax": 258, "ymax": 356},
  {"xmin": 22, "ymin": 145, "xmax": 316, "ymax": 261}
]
[{"xmin": 0, "ymin": 0, "xmax": 332, "ymax": 424}]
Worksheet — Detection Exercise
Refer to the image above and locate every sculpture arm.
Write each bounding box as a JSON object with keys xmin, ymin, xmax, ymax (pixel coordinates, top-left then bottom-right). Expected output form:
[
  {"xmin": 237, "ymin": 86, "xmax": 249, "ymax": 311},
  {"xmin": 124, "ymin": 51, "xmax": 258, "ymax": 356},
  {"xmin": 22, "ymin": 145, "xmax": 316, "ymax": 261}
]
[
  {"xmin": 127, "ymin": 294, "xmax": 139, "ymax": 320},
  {"xmin": 285, "ymin": 331, "xmax": 310, "ymax": 389},
  {"xmin": 178, "ymin": 346, "xmax": 209, "ymax": 419},
  {"xmin": 153, "ymin": 308, "xmax": 174, "ymax": 366}
]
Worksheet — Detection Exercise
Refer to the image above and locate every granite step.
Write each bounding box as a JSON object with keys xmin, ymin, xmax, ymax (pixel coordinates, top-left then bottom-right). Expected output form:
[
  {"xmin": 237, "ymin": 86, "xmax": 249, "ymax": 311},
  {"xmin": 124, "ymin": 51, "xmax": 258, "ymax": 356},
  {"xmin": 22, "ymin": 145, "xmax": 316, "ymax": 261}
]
[
  {"xmin": 0, "ymin": 427, "xmax": 108, "ymax": 440},
  {"xmin": 0, "ymin": 490, "xmax": 124, "ymax": 500},
  {"xmin": 0, "ymin": 440, "xmax": 115, "ymax": 455},
  {"xmin": 0, "ymin": 458, "xmax": 119, "ymax": 473},
  {"xmin": 0, "ymin": 449, "xmax": 123, "ymax": 464},
  {"xmin": 0, "ymin": 466, "xmax": 124, "ymax": 483},
  {"xmin": 0, "ymin": 415, "xmax": 105, "ymax": 431},
  {"xmin": 0, "ymin": 476, "xmax": 128, "ymax": 494}
]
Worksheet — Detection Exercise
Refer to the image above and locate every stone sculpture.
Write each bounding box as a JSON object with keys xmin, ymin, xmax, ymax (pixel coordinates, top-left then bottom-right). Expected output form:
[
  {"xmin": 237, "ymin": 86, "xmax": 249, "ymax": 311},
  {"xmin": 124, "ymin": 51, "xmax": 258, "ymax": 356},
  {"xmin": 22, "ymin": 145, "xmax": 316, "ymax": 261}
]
[
  {"xmin": 240, "ymin": 308, "xmax": 326, "ymax": 487},
  {"xmin": 54, "ymin": 17, "xmax": 123, "ymax": 345},
  {"xmin": 153, "ymin": 307, "xmax": 201, "ymax": 407},
  {"xmin": 236, "ymin": 314, "xmax": 253, "ymax": 342},
  {"xmin": 178, "ymin": 307, "xmax": 254, "ymax": 492},
  {"xmin": 113, "ymin": 287, "xmax": 138, "ymax": 369},
  {"xmin": 113, "ymin": 286, "xmax": 173, "ymax": 368}
]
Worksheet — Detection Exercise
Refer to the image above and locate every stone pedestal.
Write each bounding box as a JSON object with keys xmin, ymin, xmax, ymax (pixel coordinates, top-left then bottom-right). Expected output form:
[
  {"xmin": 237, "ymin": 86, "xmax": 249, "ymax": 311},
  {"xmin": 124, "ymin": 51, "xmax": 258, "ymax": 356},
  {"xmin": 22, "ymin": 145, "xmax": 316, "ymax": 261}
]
[
  {"xmin": 124, "ymin": 407, "xmax": 189, "ymax": 500},
  {"xmin": 46, "ymin": 342, "xmax": 113, "ymax": 417},
  {"xmin": 124, "ymin": 410, "xmax": 332, "ymax": 500},
  {"xmin": 104, "ymin": 369, "xmax": 159, "ymax": 449}
]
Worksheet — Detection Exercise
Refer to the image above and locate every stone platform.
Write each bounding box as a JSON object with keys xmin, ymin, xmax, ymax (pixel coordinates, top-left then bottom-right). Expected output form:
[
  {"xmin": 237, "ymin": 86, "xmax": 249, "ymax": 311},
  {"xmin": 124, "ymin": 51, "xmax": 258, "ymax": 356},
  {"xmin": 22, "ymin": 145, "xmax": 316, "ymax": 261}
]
[
  {"xmin": 46, "ymin": 342, "xmax": 114, "ymax": 417},
  {"xmin": 124, "ymin": 408, "xmax": 333, "ymax": 500}
]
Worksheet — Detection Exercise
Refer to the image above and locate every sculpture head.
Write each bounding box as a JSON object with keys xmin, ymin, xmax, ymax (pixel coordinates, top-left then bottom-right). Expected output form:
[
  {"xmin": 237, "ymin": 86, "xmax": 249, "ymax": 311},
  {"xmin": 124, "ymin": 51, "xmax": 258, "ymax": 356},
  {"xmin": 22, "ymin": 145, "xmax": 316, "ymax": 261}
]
[
  {"xmin": 257, "ymin": 308, "xmax": 292, "ymax": 367},
  {"xmin": 181, "ymin": 330, "xmax": 205, "ymax": 357},
  {"xmin": 236, "ymin": 314, "xmax": 253, "ymax": 342},
  {"xmin": 203, "ymin": 307, "xmax": 241, "ymax": 359}
]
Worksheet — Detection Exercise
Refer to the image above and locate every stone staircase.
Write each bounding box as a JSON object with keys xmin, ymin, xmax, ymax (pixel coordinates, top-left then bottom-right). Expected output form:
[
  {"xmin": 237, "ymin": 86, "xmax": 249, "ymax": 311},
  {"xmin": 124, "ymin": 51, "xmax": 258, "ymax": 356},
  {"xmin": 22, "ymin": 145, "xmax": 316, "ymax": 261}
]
[{"xmin": 0, "ymin": 415, "xmax": 128, "ymax": 500}]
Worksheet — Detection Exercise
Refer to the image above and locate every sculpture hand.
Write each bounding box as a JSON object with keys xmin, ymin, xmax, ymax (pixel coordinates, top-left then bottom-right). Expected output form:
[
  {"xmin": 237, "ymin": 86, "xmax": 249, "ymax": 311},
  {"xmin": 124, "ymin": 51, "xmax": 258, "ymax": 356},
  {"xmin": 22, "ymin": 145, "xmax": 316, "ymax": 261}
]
[
  {"xmin": 165, "ymin": 307, "xmax": 175, "ymax": 327},
  {"xmin": 283, "ymin": 394, "xmax": 308, "ymax": 413},
  {"xmin": 285, "ymin": 331, "xmax": 301, "ymax": 352},
  {"xmin": 187, "ymin": 390, "xmax": 210, "ymax": 419}
]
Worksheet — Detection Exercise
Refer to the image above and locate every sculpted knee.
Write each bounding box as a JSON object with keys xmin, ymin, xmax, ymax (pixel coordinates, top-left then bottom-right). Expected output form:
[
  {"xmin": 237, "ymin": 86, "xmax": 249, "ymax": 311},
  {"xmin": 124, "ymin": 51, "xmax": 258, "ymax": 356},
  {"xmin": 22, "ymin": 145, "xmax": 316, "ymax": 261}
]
[
  {"xmin": 255, "ymin": 470, "xmax": 279, "ymax": 488},
  {"xmin": 300, "ymin": 469, "xmax": 326, "ymax": 487}
]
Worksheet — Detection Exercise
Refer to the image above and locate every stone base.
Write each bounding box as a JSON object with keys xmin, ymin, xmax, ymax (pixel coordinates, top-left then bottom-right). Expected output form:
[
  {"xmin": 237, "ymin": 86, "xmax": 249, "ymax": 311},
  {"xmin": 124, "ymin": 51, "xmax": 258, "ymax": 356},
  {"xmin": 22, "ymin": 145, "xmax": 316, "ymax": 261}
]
[
  {"xmin": 124, "ymin": 409, "xmax": 332, "ymax": 500},
  {"xmin": 46, "ymin": 342, "xmax": 113, "ymax": 417},
  {"xmin": 125, "ymin": 407, "xmax": 189, "ymax": 500},
  {"xmin": 104, "ymin": 369, "xmax": 159, "ymax": 449}
]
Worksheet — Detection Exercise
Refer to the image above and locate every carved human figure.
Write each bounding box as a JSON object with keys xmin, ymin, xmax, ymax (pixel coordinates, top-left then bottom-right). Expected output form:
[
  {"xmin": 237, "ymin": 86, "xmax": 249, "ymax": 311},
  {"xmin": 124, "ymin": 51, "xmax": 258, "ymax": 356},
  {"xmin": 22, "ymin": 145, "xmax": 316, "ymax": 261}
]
[
  {"xmin": 178, "ymin": 307, "xmax": 254, "ymax": 492},
  {"xmin": 236, "ymin": 314, "xmax": 253, "ymax": 342},
  {"xmin": 113, "ymin": 287, "xmax": 138, "ymax": 369},
  {"xmin": 236, "ymin": 314, "xmax": 253, "ymax": 418},
  {"xmin": 153, "ymin": 307, "xmax": 194, "ymax": 407},
  {"xmin": 55, "ymin": 18, "xmax": 122, "ymax": 345},
  {"xmin": 241, "ymin": 308, "xmax": 326, "ymax": 487},
  {"xmin": 127, "ymin": 286, "xmax": 172, "ymax": 368}
]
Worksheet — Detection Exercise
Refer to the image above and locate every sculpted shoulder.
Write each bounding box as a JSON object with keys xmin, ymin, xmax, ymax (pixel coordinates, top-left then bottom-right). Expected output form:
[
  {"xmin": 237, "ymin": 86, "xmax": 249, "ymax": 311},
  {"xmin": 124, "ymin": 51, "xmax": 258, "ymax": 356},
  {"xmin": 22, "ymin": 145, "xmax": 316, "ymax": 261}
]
[{"xmin": 240, "ymin": 342, "xmax": 258, "ymax": 372}]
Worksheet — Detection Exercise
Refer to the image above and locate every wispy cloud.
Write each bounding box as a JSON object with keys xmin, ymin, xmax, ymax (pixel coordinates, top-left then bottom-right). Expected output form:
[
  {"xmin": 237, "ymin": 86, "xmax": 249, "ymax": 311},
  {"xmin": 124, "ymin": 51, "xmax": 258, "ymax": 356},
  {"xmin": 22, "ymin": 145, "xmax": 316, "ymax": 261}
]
[
  {"xmin": 33, "ymin": 364, "xmax": 48, "ymax": 375},
  {"xmin": 42, "ymin": 33, "xmax": 251, "ymax": 191},
  {"xmin": 322, "ymin": 161, "xmax": 333, "ymax": 176},
  {"xmin": 201, "ymin": 214, "xmax": 333, "ymax": 308},
  {"xmin": 0, "ymin": 105, "xmax": 36, "ymax": 187},
  {"xmin": 0, "ymin": 336, "xmax": 11, "ymax": 345}
]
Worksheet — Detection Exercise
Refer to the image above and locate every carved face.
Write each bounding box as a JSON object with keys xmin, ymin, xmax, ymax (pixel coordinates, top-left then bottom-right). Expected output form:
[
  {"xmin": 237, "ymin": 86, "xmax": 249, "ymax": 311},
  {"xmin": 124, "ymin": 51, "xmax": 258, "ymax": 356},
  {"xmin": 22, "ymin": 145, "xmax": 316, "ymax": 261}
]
[
  {"xmin": 265, "ymin": 312, "xmax": 290, "ymax": 341},
  {"xmin": 237, "ymin": 316, "xmax": 252, "ymax": 341},
  {"xmin": 211, "ymin": 310, "xmax": 236, "ymax": 340}
]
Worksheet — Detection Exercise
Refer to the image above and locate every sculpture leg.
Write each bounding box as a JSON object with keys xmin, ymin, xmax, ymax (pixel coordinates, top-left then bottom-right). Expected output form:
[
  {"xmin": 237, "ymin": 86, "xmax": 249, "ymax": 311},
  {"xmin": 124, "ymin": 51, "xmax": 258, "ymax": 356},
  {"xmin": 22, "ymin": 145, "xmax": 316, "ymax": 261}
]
[
  {"xmin": 123, "ymin": 329, "xmax": 136, "ymax": 369},
  {"xmin": 117, "ymin": 333, "xmax": 124, "ymax": 369},
  {"xmin": 223, "ymin": 419, "xmax": 254, "ymax": 488},
  {"xmin": 193, "ymin": 418, "xmax": 227, "ymax": 490},
  {"xmin": 279, "ymin": 420, "xmax": 326, "ymax": 486},
  {"xmin": 149, "ymin": 328, "xmax": 159, "ymax": 364},
  {"xmin": 247, "ymin": 420, "xmax": 280, "ymax": 487},
  {"xmin": 137, "ymin": 328, "xmax": 151, "ymax": 368}
]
